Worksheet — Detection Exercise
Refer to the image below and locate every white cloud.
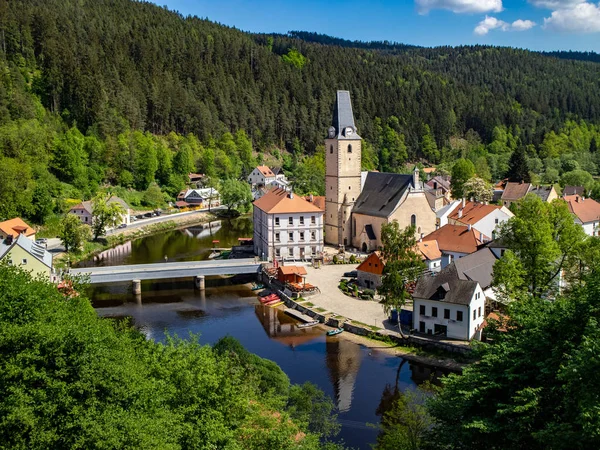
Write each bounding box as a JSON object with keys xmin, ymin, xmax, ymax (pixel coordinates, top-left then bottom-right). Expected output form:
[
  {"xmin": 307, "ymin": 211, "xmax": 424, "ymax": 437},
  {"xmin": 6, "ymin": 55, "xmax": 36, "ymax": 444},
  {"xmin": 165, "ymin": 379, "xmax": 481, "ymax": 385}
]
[
  {"xmin": 529, "ymin": 0, "xmax": 585, "ymax": 9},
  {"xmin": 543, "ymin": 2, "xmax": 600, "ymax": 32},
  {"xmin": 416, "ymin": 0, "xmax": 503, "ymax": 14},
  {"xmin": 474, "ymin": 16, "xmax": 537, "ymax": 35},
  {"xmin": 511, "ymin": 19, "xmax": 537, "ymax": 30}
]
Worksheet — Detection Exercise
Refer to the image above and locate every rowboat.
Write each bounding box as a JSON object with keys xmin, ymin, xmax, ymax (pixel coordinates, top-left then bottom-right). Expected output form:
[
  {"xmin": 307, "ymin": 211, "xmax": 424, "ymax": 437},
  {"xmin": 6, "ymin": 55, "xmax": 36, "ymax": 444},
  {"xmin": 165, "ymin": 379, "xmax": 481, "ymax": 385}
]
[
  {"xmin": 326, "ymin": 328, "xmax": 344, "ymax": 336},
  {"xmin": 297, "ymin": 320, "xmax": 319, "ymax": 328},
  {"xmin": 259, "ymin": 294, "xmax": 279, "ymax": 304},
  {"xmin": 251, "ymin": 283, "xmax": 265, "ymax": 291}
]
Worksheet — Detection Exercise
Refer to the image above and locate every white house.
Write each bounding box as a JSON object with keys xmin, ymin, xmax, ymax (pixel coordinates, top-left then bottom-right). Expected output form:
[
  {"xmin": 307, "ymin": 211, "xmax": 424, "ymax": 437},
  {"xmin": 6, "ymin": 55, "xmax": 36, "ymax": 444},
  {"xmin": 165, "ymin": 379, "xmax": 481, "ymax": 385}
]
[
  {"xmin": 447, "ymin": 199, "xmax": 513, "ymax": 240},
  {"xmin": 69, "ymin": 196, "xmax": 131, "ymax": 226},
  {"xmin": 412, "ymin": 262, "xmax": 486, "ymax": 340},
  {"xmin": 176, "ymin": 188, "xmax": 220, "ymax": 208},
  {"xmin": 248, "ymin": 166, "xmax": 277, "ymax": 186},
  {"xmin": 435, "ymin": 200, "xmax": 461, "ymax": 229},
  {"xmin": 417, "ymin": 240, "xmax": 443, "ymax": 273},
  {"xmin": 563, "ymin": 195, "xmax": 600, "ymax": 236},
  {"xmin": 253, "ymin": 188, "xmax": 324, "ymax": 261}
]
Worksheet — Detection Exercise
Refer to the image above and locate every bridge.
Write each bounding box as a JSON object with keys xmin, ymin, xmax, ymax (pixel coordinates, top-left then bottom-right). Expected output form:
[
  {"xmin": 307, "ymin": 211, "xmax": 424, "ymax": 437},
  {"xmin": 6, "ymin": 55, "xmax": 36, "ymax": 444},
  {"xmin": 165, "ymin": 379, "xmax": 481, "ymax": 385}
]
[{"xmin": 70, "ymin": 258, "xmax": 262, "ymax": 287}]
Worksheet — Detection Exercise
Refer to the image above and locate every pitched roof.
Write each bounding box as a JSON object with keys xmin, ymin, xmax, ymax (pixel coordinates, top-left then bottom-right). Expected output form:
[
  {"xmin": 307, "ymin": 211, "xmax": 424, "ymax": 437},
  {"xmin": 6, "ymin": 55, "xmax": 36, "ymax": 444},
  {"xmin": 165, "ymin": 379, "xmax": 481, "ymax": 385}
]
[
  {"xmin": 330, "ymin": 90, "xmax": 361, "ymax": 140},
  {"xmin": 304, "ymin": 195, "xmax": 325, "ymax": 211},
  {"xmin": 353, "ymin": 172, "xmax": 413, "ymax": 218},
  {"xmin": 422, "ymin": 224, "xmax": 489, "ymax": 254},
  {"xmin": 257, "ymin": 165, "xmax": 275, "ymax": 177},
  {"xmin": 356, "ymin": 251, "xmax": 385, "ymax": 275},
  {"xmin": 563, "ymin": 195, "xmax": 600, "ymax": 224},
  {"xmin": 425, "ymin": 176, "xmax": 451, "ymax": 192},
  {"xmin": 530, "ymin": 185, "xmax": 555, "ymax": 202},
  {"xmin": 271, "ymin": 167, "xmax": 284, "ymax": 176},
  {"xmin": 453, "ymin": 247, "xmax": 498, "ymax": 290},
  {"xmin": 0, "ymin": 234, "xmax": 53, "ymax": 268},
  {"xmin": 0, "ymin": 218, "xmax": 35, "ymax": 238},
  {"xmin": 70, "ymin": 196, "xmax": 130, "ymax": 214},
  {"xmin": 412, "ymin": 263, "xmax": 478, "ymax": 306},
  {"xmin": 278, "ymin": 265, "xmax": 307, "ymax": 276},
  {"xmin": 448, "ymin": 201, "xmax": 506, "ymax": 225},
  {"xmin": 417, "ymin": 240, "xmax": 442, "ymax": 261},
  {"xmin": 501, "ymin": 182, "xmax": 531, "ymax": 201},
  {"xmin": 253, "ymin": 188, "xmax": 323, "ymax": 214},
  {"xmin": 563, "ymin": 185, "xmax": 586, "ymax": 196}
]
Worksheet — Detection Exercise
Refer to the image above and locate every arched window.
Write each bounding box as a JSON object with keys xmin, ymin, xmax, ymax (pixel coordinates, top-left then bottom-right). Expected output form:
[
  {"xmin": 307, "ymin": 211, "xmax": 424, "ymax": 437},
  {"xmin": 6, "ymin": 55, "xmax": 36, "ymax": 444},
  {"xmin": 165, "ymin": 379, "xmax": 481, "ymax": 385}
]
[
  {"xmin": 347, "ymin": 144, "xmax": 352, "ymax": 153},
  {"xmin": 330, "ymin": 145, "xmax": 333, "ymax": 154},
  {"xmin": 411, "ymin": 214, "xmax": 417, "ymax": 227}
]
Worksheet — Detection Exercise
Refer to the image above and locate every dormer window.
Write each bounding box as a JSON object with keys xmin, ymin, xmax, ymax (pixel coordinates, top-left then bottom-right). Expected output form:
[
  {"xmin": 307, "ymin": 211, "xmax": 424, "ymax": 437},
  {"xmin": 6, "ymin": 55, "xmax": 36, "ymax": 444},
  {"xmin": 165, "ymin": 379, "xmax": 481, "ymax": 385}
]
[{"xmin": 347, "ymin": 144, "xmax": 352, "ymax": 153}]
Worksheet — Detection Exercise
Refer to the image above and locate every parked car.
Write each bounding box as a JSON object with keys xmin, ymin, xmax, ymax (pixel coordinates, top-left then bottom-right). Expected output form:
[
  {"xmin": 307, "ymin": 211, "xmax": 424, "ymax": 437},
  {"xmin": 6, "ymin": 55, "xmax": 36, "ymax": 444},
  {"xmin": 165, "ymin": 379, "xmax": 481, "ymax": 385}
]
[
  {"xmin": 343, "ymin": 270, "xmax": 358, "ymax": 278},
  {"xmin": 117, "ymin": 223, "xmax": 127, "ymax": 229},
  {"xmin": 154, "ymin": 209, "xmax": 162, "ymax": 216},
  {"xmin": 144, "ymin": 212, "xmax": 153, "ymax": 218}
]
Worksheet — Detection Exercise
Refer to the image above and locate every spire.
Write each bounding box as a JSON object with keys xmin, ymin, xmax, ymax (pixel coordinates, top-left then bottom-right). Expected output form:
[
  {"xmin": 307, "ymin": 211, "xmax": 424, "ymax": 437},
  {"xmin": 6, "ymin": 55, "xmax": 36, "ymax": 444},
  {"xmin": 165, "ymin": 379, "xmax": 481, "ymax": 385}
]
[{"xmin": 328, "ymin": 90, "xmax": 360, "ymax": 140}]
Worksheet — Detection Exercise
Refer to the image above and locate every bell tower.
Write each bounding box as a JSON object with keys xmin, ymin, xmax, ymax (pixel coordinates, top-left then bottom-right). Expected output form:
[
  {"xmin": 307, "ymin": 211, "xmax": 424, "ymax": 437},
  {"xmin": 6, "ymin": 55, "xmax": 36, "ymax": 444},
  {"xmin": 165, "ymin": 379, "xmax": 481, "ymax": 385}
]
[{"xmin": 325, "ymin": 90, "xmax": 362, "ymax": 248}]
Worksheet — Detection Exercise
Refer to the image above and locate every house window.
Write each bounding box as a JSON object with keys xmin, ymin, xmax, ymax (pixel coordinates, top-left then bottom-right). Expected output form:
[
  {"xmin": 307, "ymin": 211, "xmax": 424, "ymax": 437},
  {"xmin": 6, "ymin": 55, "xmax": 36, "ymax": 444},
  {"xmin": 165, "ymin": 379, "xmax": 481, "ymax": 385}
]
[
  {"xmin": 85, "ymin": 217, "xmax": 88, "ymax": 222},
  {"xmin": 349, "ymin": 186, "xmax": 351, "ymax": 190},
  {"xmin": 411, "ymin": 214, "xmax": 416, "ymax": 227},
  {"xmin": 300, "ymin": 216, "xmax": 304, "ymax": 225},
  {"xmin": 473, "ymin": 310, "xmax": 477, "ymax": 320},
  {"xmin": 311, "ymin": 246, "xmax": 317, "ymax": 256},
  {"xmin": 288, "ymin": 232, "xmax": 294, "ymax": 242},
  {"xmin": 444, "ymin": 309, "xmax": 450, "ymax": 319},
  {"xmin": 419, "ymin": 305, "xmax": 425, "ymax": 315},
  {"xmin": 457, "ymin": 311, "xmax": 463, "ymax": 321},
  {"xmin": 275, "ymin": 248, "xmax": 281, "ymax": 257},
  {"xmin": 311, "ymin": 231, "xmax": 316, "ymax": 240},
  {"xmin": 432, "ymin": 307, "xmax": 438, "ymax": 318},
  {"xmin": 330, "ymin": 145, "xmax": 333, "ymax": 154},
  {"xmin": 478, "ymin": 307, "xmax": 482, "ymax": 317},
  {"xmin": 288, "ymin": 217, "xmax": 293, "ymax": 225},
  {"xmin": 300, "ymin": 232, "xmax": 305, "ymax": 241},
  {"xmin": 495, "ymin": 218, "xmax": 499, "ymax": 224},
  {"xmin": 22, "ymin": 259, "xmax": 27, "ymax": 264},
  {"xmin": 348, "ymin": 144, "xmax": 352, "ymax": 153},
  {"xmin": 275, "ymin": 232, "xmax": 280, "ymax": 242},
  {"xmin": 311, "ymin": 216, "xmax": 316, "ymax": 224},
  {"xmin": 275, "ymin": 217, "xmax": 280, "ymax": 226}
]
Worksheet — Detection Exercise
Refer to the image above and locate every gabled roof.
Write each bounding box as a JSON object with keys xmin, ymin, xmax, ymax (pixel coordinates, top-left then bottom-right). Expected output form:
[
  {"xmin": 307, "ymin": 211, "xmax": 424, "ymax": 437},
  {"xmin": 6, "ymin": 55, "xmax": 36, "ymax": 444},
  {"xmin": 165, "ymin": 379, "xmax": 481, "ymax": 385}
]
[
  {"xmin": 0, "ymin": 218, "xmax": 35, "ymax": 238},
  {"xmin": 70, "ymin": 196, "xmax": 130, "ymax": 214},
  {"xmin": 253, "ymin": 188, "xmax": 323, "ymax": 214},
  {"xmin": 271, "ymin": 167, "xmax": 284, "ymax": 176},
  {"xmin": 426, "ymin": 176, "xmax": 451, "ymax": 192},
  {"xmin": 356, "ymin": 251, "xmax": 385, "ymax": 275},
  {"xmin": 563, "ymin": 186, "xmax": 586, "ymax": 197},
  {"xmin": 422, "ymin": 224, "xmax": 489, "ymax": 254},
  {"xmin": 563, "ymin": 195, "xmax": 600, "ymax": 224},
  {"xmin": 353, "ymin": 172, "xmax": 413, "ymax": 218},
  {"xmin": 256, "ymin": 165, "xmax": 275, "ymax": 177},
  {"xmin": 330, "ymin": 90, "xmax": 361, "ymax": 140},
  {"xmin": 304, "ymin": 195, "xmax": 325, "ymax": 211},
  {"xmin": 412, "ymin": 263, "xmax": 478, "ymax": 306},
  {"xmin": 417, "ymin": 240, "xmax": 442, "ymax": 261},
  {"xmin": 501, "ymin": 182, "xmax": 531, "ymax": 201},
  {"xmin": 453, "ymin": 247, "xmax": 498, "ymax": 290},
  {"xmin": 530, "ymin": 185, "xmax": 555, "ymax": 202},
  {"xmin": 448, "ymin": 201, "xmax": 509, "ymax": 225},
  {"xmin": 278, "ymin": 265, "xmax": 307, "ymax": 276},
  {"xmin": 0, "ymin": 234, "xmax": 52, "ymax": 268}
]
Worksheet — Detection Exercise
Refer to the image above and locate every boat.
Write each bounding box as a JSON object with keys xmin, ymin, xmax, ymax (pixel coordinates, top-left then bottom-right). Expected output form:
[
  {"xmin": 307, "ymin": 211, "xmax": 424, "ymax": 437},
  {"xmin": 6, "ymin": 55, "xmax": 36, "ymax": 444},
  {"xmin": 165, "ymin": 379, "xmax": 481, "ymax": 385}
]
[
  {"xmin": 326, "ymin": 328, "xmax": 344, "ymax": 336},
  {"xmin": 297, "ymin": 320, "xmax": 319, "ymax": 329},
  {"xmin": 251, "ymin": 283, "xmax": 265, "ymax": 291},
  {"xmin": 259, "ymin": 294, "xmax": 279, "ymax": 304},
  {"xmin": 267, "ymin": 301, "xmax": 284, "ymax": 307}
]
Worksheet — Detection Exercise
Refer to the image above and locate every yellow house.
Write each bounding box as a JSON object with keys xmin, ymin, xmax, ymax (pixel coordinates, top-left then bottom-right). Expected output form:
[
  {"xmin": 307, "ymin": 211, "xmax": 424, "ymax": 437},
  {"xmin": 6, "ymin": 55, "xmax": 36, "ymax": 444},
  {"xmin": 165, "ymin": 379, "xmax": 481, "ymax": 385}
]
[{"xmin": 0, "ymin": 234, "xmax": 53, "ymax": 279}]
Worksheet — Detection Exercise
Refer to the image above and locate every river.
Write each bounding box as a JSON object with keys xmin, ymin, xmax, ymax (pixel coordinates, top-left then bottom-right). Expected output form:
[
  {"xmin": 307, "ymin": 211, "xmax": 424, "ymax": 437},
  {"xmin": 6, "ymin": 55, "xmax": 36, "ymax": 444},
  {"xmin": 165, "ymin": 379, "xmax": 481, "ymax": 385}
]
[{"xmin": 85, "ymin": 217, "xmax": 451, "ymax": 449}]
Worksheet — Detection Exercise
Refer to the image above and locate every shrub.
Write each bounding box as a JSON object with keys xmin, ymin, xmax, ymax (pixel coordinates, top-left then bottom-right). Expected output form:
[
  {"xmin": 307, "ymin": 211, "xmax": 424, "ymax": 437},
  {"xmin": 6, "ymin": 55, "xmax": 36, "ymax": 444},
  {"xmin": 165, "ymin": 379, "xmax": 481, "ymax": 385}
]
[
  {"xmin": 332, "ymin": 255, "xmax": 338, "ymax": 264},
  {"xmin": 349, "ymin": 254, "xmax": 357, "ymax": 264}
]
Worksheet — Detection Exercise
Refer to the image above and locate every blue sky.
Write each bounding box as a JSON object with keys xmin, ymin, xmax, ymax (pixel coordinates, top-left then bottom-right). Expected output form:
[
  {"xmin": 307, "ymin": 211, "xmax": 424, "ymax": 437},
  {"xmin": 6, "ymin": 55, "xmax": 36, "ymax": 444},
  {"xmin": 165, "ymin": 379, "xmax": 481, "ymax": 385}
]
[{"xmin": 155, "ymin": 0, "xmax": 600, "ymax": 52}]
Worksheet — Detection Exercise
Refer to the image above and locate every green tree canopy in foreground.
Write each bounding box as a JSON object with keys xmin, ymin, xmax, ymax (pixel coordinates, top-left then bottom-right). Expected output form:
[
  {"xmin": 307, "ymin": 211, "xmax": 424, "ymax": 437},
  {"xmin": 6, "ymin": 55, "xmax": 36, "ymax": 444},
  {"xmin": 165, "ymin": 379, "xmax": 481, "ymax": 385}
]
[
  {"xmin": 220, "ymin": 179, "xmax": 253, "ymax": 214},
  {"xmin": 0, "ymin": 264, "xmax": 342, "ymax": 449}
]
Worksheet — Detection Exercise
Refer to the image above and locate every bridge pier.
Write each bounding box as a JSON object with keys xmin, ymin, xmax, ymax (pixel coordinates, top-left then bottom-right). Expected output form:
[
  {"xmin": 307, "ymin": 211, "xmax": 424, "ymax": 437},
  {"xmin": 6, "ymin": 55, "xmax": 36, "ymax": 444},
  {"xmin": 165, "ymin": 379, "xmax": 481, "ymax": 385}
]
[
  {"xmin": 194, "ymin": 275, "xmax": 205, "ymax": 291},
  {"xmin": 132, "ymin": 279, "xmax": 141, "ymax": 295}
]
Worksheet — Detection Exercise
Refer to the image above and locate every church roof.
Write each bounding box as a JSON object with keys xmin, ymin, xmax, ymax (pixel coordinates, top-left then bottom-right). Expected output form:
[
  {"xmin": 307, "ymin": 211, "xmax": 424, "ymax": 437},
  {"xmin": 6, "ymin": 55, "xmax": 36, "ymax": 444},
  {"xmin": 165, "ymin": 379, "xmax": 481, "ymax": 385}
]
[
  {"xmin": 352, "ymin": 172, "xmax": 412, "ymax": 218},
  {"xmin": 330, "ymin": 90, "xmax": 360, "ymax": 140}
]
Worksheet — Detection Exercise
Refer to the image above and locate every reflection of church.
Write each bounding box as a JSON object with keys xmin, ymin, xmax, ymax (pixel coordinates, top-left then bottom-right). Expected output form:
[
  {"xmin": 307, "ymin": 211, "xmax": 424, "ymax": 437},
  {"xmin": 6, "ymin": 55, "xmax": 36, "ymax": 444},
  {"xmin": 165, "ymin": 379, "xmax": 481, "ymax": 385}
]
[
  {"xmin": 254, "ymin": 305, "xmax": 320, "ymax": 347},
  {"xmin": 325, "ymin": 338, "xmax": 363, "ymax": 412}
]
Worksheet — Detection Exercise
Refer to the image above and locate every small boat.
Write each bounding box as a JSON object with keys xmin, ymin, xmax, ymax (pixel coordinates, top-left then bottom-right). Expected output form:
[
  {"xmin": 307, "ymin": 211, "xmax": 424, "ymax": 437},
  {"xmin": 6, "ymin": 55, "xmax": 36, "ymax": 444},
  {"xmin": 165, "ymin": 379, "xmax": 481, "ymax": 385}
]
[
  {"xmin": 251, "ymin": 283, "xmax": 265, "ymax": 291},
  {"xmin": 326, "ymin": 328, "xmax": 344, "ymax": 336},
  {"xmin": 259, "ymin": 294, "xmax": 279, "ymax": 304},
  {"xmin": 267, "ymin": 301, "xmax": 284, "ymax": 307},
  {"xmin": 298, "ymin": 320, "xmax": 319, "ymax": 329}
]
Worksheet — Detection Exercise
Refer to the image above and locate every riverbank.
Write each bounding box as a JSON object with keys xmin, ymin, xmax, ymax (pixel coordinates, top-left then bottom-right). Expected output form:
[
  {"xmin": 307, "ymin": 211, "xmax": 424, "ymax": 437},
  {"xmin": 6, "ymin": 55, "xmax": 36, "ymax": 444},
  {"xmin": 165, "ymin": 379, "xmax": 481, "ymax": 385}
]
[{"xmin": 55, "ymin": 211, "xmax": 217, "ymax": 268}]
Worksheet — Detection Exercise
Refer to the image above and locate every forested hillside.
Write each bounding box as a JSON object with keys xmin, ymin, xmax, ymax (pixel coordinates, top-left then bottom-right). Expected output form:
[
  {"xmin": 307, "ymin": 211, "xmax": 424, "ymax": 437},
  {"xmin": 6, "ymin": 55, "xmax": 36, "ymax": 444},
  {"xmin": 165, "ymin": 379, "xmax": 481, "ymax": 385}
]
[{"xmin": 1, "ymin": 0, "xmax": 600, "ymax": 224}]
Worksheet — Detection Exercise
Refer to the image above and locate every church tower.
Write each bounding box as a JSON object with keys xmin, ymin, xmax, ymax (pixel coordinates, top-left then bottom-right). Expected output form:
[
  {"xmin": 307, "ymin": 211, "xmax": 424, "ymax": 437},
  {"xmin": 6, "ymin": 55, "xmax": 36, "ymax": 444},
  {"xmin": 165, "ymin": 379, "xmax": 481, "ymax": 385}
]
[{"xmin": 325, "ymin": 91, "xmax": 362, "ymax": 248}]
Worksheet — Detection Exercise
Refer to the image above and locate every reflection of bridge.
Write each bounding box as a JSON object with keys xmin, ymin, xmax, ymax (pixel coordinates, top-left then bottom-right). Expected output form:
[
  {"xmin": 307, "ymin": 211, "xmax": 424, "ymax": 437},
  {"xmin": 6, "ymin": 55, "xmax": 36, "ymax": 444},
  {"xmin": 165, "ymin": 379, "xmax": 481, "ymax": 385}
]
[{"xmin": 70, "ymin": 259, "xmax": 261, "ymax": 289}]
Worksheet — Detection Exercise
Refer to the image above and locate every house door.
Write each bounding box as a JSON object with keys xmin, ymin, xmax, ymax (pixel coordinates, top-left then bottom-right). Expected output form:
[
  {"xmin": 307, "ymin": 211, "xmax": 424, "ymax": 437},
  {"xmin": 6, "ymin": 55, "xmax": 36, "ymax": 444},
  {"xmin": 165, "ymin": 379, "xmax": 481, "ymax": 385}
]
[
  {"xmin": 300, "ymin": 248, "xmax": 305, "ymax": 259},
  {"xmin": 362, "ymin": 242, "xmax": 367, "ymax": 252},
  {"xmin": 419, "ymin": 321, "xmax": 425, "ymax": 333},
  {"xmin": 434, "ymin": 324, "xmax": 448, "ymax": 337}
]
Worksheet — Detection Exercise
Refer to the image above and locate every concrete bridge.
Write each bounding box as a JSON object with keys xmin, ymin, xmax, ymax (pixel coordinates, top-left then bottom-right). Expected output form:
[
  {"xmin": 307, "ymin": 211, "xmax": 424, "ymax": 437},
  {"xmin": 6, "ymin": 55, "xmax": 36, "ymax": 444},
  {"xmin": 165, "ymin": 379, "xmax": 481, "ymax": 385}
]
[{"xmin": 70, "ymin": 258, "xmax": 262, "ymax": 292}]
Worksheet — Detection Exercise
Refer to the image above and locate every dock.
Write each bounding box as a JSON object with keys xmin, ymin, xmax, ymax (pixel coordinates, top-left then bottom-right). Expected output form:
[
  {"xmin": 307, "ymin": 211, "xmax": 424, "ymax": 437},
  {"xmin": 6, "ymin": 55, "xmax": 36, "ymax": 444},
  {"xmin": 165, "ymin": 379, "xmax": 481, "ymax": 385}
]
[{"xmin": 284, "ymin": 308, "xmax": 315, "ymax": 323}]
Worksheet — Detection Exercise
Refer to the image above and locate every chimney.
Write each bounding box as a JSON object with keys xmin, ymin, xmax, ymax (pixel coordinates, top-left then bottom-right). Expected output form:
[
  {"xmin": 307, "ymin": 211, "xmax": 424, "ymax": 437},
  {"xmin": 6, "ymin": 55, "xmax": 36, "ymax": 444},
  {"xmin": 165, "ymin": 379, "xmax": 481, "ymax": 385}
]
[
  {"xmin": 468, "ymin": 224, "xmax": 472, "ymax": 231},
  {"xmin": 458, "ymin": 209, "xmax": 463, "ymax": 219},
  {"xmin": 479, "ymin": 232, "xmax": 483, "ymax": 242},
  {"xmin": 5, "ymin": 235, "xmax": 13, "ymax": 245},
  {"xmin": 413, "ymin": 166, "xmax": 419, "ymax": 189},
  {"xmin": 576, "ymin": 196, "xmax": 579, "ymax": 203},
  {"xmin": 582, "ymin": 196, "xmax": 585, "ymax": 202},
  {"xmin": 289, "ymin": 191, "xmax": 294, "ymax": 199},
  {"xmin": 309, "ymin": 194, "xmax": 313, "ymax": 202},
  {"xmin": 420, "ymin": 233, "xmax": 424, "ymax": 241},
  {"xmin": 462, "ymin": 198, "xmax": 466, "ymax": 208}
]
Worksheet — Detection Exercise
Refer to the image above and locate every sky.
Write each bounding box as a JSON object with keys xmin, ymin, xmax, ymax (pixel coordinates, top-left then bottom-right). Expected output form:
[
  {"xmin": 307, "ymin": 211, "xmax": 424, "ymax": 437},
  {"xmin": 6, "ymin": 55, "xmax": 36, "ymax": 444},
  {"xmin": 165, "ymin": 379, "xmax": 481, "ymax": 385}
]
[{"xmin": 154, "ymin": 0, "xmax": 600, "ymax": 52}]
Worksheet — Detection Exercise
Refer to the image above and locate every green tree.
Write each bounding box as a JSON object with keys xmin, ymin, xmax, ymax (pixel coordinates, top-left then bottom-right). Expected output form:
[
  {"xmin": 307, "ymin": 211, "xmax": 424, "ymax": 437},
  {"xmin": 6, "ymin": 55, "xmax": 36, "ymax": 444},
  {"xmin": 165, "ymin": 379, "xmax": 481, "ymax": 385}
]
[
  {"xmin": 379, "ymin": 222, "xmax": 425, "ymax": 336},
  {"xmin": 132, "ymin": 131, "xmax": 158, "ymax": 190},
  {"xmin": 450, "ymin": 158, "xmax": 475, "ymax": 199},
  {"xmin": 172, "ymin": 145, "xmax": 195, "ymax": 178},
  {"xmin": 220, "ymin": 179, "xmax": 253, "ymax": 214},
  {"xmin": 560, "ymin": 169, "xmax": 595, "ymax": 191},
  {"xmin": 30, "ymin": 182, "xmax": 54, "ymax": 224},
  {"xmin": 51, "ymin": 126, "xmax": 89, "ymax": 191},
  {"xmin": 59, "ymin": 213, "xmax": 90, "ymax": 252},
  {"xmin": 421, "ymin": 124, "xmax": 440, "ymax": 163},
  {"xmin": 282, "ymin": 48, "xmax": 307, "ymax": 69},
  {"xmin": 462, "ymin": 177, "xmax": 493, "ymax": 203},
  {"xmin": 507, "ymin": 146, "xmax": 530, "ymax": 183},
  {"xmin": 91, "ymin": 193, "xmax": 125, "ymax": 239},
  {"xmin": 142, "ymin": 182, "xmax": 164, "ymax": 208},
  {"xmin": 294, "ymin": 149, "xmax": 325, "ymax": 195}
]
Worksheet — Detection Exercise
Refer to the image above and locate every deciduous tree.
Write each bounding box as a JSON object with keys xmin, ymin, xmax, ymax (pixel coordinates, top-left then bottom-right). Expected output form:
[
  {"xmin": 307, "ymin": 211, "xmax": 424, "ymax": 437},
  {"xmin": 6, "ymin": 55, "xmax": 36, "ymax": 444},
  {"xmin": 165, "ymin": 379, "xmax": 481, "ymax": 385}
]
[
  {"xmin": 91, "ymin": 193, "xmax": 125, "ymax": 239},
  {"xmin": 59, "ymin": 213, "xmax": 90, "ymax": 252}
]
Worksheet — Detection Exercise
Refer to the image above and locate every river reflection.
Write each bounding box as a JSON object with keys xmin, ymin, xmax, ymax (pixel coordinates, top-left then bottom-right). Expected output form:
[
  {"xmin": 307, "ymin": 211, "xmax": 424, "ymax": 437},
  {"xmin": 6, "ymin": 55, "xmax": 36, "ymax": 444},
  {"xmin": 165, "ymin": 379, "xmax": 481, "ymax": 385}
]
[{"xmin": 92, "ymin": 280, "xmax": 451, "ymax": 449}]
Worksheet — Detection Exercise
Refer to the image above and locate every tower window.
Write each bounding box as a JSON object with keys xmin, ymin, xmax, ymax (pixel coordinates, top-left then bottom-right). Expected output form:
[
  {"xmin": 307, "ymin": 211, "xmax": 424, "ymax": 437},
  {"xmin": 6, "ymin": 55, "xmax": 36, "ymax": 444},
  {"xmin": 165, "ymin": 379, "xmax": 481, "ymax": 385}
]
[
  {"xmin": 347, "ymin": 144, "xmax": 352, "ymax": 153},
  {"xmin": 411, "ymin": 214, "xmax": 417, "ymax": 227},
  {"xmin": 330, "ymin": 145, "xmax": 333, "ymax": 154}
]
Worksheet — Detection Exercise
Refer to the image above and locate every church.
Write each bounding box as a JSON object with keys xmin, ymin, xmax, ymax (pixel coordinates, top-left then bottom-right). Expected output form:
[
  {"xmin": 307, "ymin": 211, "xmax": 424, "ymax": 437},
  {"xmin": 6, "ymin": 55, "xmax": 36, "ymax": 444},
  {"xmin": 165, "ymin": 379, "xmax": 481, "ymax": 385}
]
[{"xmin": 325, "ymin": 91, "xmax": 440, "ymax": 252}]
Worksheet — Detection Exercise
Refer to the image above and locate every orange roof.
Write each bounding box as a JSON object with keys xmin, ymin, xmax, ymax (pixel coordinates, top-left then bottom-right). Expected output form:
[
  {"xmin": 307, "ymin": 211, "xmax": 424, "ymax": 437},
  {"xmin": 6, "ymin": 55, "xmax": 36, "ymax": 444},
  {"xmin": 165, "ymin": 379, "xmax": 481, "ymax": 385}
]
[
  {"xmin": 0, "ymin": 218, "xmax": 35, "ymax": 238},
  {"xmin": 304, "ymin": 195, "xmax": 325, "ymax": 211},
  {"xmin": 356, "ymin": 251, "xmax": 385, "ymax": 275},
  {"xmin": 422, "ymin": 224, "xmax": 489, "ymax": 254},
  {"xmin": 449, "ymin": 201, "xmax": 504, "ymax": 225},
  {"xmin": 564, "ymin": 195, "xmax": 600, "ymax": 224},
  {"xmin": 253, "ymin": 188, "xmax": 323, "ymax": 214},
  {"xmin": 417, "ymin": 240, "xmax": 442, "ymax": 261},
  {"xmin": 257, "ymin": 165, "xmax": 275, "ymax": 177},
  {"xmin": 278, "ymin": 265, "xmax": 308, "ymax": 276}
]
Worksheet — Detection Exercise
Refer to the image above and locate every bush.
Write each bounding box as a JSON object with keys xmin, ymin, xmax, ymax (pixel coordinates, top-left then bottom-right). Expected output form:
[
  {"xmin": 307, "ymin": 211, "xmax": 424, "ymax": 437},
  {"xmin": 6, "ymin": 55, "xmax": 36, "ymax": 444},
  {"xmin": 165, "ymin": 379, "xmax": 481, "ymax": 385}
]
[
  {"xmin": 363, "ymin": 289, "xmax": 375, "ymax": 298},
  {"xmin": 349, "ymin": 254, "xmax": 357, "ymax": 264},
  {"xmin": 332, "ymin": 255, "xmax": 338, "ymax": 264}
]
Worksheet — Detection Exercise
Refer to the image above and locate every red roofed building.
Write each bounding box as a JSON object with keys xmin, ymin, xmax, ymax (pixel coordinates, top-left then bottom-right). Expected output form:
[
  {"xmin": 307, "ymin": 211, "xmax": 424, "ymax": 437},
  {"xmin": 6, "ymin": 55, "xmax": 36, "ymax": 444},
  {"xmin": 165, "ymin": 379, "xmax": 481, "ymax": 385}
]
[
  {"xmin": 563, "ymin": 195, "xmax": 600, "ymax": 236},
  {"xmin": 248, "ymin": 165, "xmax": 276, "ymax": 186},
  {"xmin": 0, "ymin": 218, "xmax": 36, "ymax": 241},
  {"xmin": 447, "ymin": 199, "xmax": 513, "ymax": 240},
  {"xmin": 422, "ymin": 224, "xmax": 490, "ymax": 268},
  {"xmin": 253, "ymin": 188, "xmax": 324, "ymax": 261}
]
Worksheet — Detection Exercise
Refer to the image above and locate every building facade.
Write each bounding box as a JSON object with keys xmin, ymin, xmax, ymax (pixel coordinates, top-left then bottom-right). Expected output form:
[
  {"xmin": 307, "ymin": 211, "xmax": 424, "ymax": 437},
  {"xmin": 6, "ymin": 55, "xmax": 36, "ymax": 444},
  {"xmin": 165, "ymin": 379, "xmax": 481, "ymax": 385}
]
[
  {"xmin": 70, "ymin": 196, "xmax": 131, "ymax": 226},
  {"xmin": 0, "ymin": 234, "xmax": 53, "ymax": 280},
  {"xmin": 253, "ymin": 188, "xmax": 324, "ymax": 261},
  {"xmin": 248, "ymin": 166, "xmax": 276, "ymax": 186}
]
